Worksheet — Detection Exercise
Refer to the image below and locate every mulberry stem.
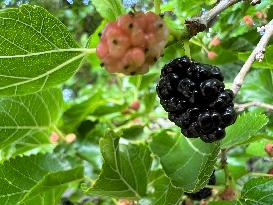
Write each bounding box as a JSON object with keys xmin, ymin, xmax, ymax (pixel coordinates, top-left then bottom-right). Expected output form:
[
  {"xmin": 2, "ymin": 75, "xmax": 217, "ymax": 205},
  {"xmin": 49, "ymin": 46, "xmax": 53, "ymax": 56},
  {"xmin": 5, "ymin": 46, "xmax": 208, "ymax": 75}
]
[
  {"xmin": 154, "ymin": 0, "xmax": 161, "ymax": 15},
  {"xmin": 235, "ymin": 101, "xmax": 273, "ymax": 112},
  {"xmin": 232, "ymin": 19, "xmax": 273, "ymax": 95},
  {"xmin": 184, "ymin": 40, "xmax": 191, "ymax": 58},
  {"xmin": 134, "ymin": 75, "xmax": 142, "ymax": 99},
  {"xmin": 220, "ymin": 149, "xmax": 232, "ymax": 187}
]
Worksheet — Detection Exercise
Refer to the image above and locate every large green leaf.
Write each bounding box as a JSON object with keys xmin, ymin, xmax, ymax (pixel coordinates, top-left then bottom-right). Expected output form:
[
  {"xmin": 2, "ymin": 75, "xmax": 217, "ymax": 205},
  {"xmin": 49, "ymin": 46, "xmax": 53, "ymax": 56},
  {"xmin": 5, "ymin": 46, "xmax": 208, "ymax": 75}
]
[
  {"xmin": 139, "ymin": 170, "xmax": 183, "ymax": 205},
  {"xmin": 0, "ymin": 5, "xmax": 86, "ymax": 96},
  {"xmin": 0, "ymin": 132, "xmax": 54, "ymax": 161},
  {"xmin": 0, "ymin": 88, "xmax": 63, "ymax": 149},
  {"xmin": 237, "ymin": 177, "xmax": 273, "ymax": 205},
  {"xmin": 20, "ymin": 186, "xmax": 67, "ymax": 205},
  {"xmin": 150, "ymin": 131, "xmax": 220, "ymax": 192},
  {"xmin": 221, "ymin": 113, "xmax": 268, "ymax": 148},
  {"xmin": 0, "ymin": 154, "xmax": 84, "ymax": 205},
  {"xmin": 89, "ymin": 132, "xmax": 152, "ymax": 199},
  {"xmin": 92, "ymin": 0, "xmax": 125, "ymax": 21}
]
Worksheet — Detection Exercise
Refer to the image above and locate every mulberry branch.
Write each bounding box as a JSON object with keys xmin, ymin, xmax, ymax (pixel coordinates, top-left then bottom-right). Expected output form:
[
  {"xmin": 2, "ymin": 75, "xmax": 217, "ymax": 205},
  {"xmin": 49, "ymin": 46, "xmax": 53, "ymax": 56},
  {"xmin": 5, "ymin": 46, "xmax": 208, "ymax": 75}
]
[
  {"xmin": 235, "ymin": 101, "xmax": 273, "ymax": 112},
  {"xmin": 231, "ymin": 19, "xmax": 273, "ymax": 95},
  {"xmin": 185, "ymin": 0, "xmax": 241, "ymax": 37}
]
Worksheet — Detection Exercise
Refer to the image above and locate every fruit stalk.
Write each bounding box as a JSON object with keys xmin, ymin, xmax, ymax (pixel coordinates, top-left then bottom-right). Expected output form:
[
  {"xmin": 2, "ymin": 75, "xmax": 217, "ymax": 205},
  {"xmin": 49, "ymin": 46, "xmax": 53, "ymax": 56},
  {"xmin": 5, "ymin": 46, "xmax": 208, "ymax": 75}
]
[
  {"xmin": 220, "ymin": 149, "xmax": 232, "ymax": 188},
  {"xmin": 154, "ymin": 0, "xmax": 161, "ymax": 15}
]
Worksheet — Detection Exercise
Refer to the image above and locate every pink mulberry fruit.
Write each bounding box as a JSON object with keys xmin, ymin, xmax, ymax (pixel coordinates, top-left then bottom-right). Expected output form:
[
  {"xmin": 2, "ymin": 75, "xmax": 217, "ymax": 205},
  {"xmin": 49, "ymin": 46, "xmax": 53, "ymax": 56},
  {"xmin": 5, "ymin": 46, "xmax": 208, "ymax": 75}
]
[{"xmin": 96, "ymin": 12, "xmax": 169, "ymax": 75}]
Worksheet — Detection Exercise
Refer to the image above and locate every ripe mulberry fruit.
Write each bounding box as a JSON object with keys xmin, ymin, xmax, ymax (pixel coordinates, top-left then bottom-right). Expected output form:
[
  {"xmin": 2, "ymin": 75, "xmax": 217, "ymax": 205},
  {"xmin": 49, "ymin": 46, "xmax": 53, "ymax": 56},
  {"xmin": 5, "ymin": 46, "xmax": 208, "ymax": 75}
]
[
  {"xmin": 96, "ymin": 12, "xmax": 169, "ymax": 75},
  {"xmin": 62, "ymin": 198, "xmax": 74, "ymax": 205},
  {"xmin": 185, "ymin": 171, "xmax": 216, "ymax": 200},
  {"xmin": 157, "ymin": 56, "xmax": 237, "ymax": 143}
]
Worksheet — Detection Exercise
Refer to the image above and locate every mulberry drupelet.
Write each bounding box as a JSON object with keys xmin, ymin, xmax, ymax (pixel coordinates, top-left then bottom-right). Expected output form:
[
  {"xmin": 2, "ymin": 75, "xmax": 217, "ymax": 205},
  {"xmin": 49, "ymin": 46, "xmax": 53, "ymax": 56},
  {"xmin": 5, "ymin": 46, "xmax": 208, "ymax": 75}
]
[
  {"xmin": 157, "ymin": 56, "xmax": 237, "ymax": 143},
  {"xmin": 185, "ymin": 171, "xmax": 216, "ymax": 200}
]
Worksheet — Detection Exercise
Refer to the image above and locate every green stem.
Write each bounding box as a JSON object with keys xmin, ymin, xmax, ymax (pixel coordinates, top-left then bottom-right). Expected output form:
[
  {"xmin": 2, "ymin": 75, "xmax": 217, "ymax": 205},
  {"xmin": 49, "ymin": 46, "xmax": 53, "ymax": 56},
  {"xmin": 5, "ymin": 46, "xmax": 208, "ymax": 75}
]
[
  {"xmin": 190, "ymin": 39, "xmax": 209, "ymax": 53},
  {"xmin": 112, "ymin": 198, "xmax": 119, "ymax": 205},
  {"xmin": 84, "ymin": 48, "xmax": 96, "ymax": 54},
  {"xmin": 134, "ymin": 75, "xmax": 142, "ymax": 99},
  {"xmin": 221, "ymin": 149, "xmax": 233, "ymax": 187},
  {"xmin": 116, "ymin": 75, "xmax": 124, "ymax": 92},
  {"xmin": 183, "ymin": 40, "xmax": 191, "ymax": 58},
  {"xmin": 224, "ymin": 164, "xmax": 232, "ymax": 187},
  {"xmin": 154, "ymin": 0, "xmax": 161, "ymax": 15}
]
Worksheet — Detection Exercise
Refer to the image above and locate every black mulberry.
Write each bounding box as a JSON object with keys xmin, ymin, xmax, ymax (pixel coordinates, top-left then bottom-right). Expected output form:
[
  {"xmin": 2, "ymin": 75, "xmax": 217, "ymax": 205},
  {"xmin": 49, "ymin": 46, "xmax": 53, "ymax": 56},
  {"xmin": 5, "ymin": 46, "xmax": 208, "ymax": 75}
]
[
  {"xmin": 157, "ymin": 56, "xmax": 237, "ymax": 143},
  {"xmin": 62, "ymin": 198, "xmax": 74, "ymax": 205},
  {"xmin": 185, "ymin": 171, "xmax": 216, "ymax": 200}
]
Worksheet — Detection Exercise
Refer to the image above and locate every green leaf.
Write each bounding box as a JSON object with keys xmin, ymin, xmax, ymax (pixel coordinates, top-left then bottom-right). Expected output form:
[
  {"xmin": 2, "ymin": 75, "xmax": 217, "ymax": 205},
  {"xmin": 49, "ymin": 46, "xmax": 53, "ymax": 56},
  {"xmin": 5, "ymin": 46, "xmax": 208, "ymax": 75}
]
[
  {"xmin": 159, "ymin": 42, "xmax": 185, "ymax": 67},
  {"xmin": 240, "ymin": 70, "xmax": 273, "ymax": 104},
  {"xmin": 62, "ymin": 91, "xmax": 105, "ymax": 132},
  {"xmin": 246, "ymin": 139, "xmax": 272, "ymax": 157},
  {"xmin": 0, "ymin": 88, "xmax": 63, "ymax": 150},
  {"xmin": 89, "ymin": 131, "xmax": 152, "ymax": 199},
  {"xmin": 116, "ymin": 124, "xmax": 144, "ymax": 139},
  {"xmin": 150, "ymin": 131, "xmax": 220, "ymax": 192},
  {"xmin": 92, "ymin": 0, "xmax": 125, "ymax": 21},
  {"xmin": 87, "ymin": 21, "xmax": 107, "ymax": 49},
  {"xmin": 20, "ymin": 186, "xmax": 67, "ymax": 205},
  {"xmin": 0, "ymin": 5, "xmax": 85, "ymax": 96},
  {"xmin": 86, "ymin": 20, "xmax": 107, "ymax": 69},
  {"xmin": 237, "ymin": 177, "xmax": 273, "ymax": 205},
  {"xmin": 0, "ymin": 154, "xmax": 84, "ymax": 205},
  {"xmin": 139, "ymin": 170, "xmax": 183, "ymax": 205},
  {"xmin": 238, "ymin": 45, "xmax": 273, "ymax": 69},
  {"xmin": 228, "ymin": 158, "xmax": 248, "ymax": 180},
  {"xmin": 221, "ymin": 113, "xmax": 268, "ymax": 148},
  {"xmin": 129, "ymin": 73, "xmax": 159, "ymax": 91},
  {"xmin": 75, "ymin": 142, "xmax": 101, "ymax": 173},
  {"xmin": 0, "ymin": 132, "xmax": 54, "ymax": 161},
  {"xmin": 176, "ymin": 0, "xmax": 203, "ymax": 18}
]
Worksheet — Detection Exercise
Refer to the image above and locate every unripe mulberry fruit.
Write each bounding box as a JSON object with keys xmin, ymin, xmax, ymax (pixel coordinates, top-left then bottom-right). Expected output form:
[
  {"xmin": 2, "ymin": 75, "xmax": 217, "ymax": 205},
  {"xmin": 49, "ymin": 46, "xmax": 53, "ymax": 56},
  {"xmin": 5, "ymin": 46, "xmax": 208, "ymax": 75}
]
[
  {"xmin": 207, "ymin": 51, "xmax": 217, "ymax": 60},
  {"xmin": 96, "ymin": 12, "xmax": 169, "ymax": 75},
  {"xmin": 210, "ymin": 36, "xmax": 221, "ymax": 47},
  {"xmin": 255, "ymin": 11, "xmax": 267, "ymax": 19},
  {"xmin": 157, "ymin": 56, "xmax": 237, "ymax": 143},
  {"xmin": 130, "ymin": 100, "xmax": 141, "ymax": 110},
  {"xmin": 243, "ymin": 15, "xmax": 254, "ymax": 27},
  {"xmin": 49, "ymin": 132, "xmax": 59, "ymax": 144},
  {"xmin": 185, "ymin": 171, "xmax": 216, "ymax": 200},
  {"xmin": 265, "ymin": 144, "xmax": 273, "ymax": 157},
  {"xmin": 65, "ymin": 133, "xmax": 77, "ymax": 144},
  {"xmin": 62, "ymin": 198, "xmax": 74, "ymax": 205}
]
